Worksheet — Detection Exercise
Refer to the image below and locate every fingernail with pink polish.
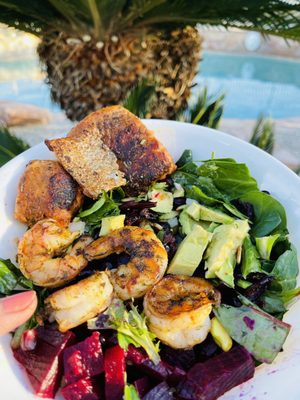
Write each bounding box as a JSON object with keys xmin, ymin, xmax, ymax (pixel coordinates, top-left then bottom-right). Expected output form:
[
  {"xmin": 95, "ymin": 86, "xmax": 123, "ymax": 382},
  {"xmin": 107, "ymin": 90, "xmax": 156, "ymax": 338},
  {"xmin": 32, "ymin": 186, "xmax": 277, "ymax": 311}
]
[{"xmin": 1, "ymin": 291, "xmax": 36, "ymax": 313}]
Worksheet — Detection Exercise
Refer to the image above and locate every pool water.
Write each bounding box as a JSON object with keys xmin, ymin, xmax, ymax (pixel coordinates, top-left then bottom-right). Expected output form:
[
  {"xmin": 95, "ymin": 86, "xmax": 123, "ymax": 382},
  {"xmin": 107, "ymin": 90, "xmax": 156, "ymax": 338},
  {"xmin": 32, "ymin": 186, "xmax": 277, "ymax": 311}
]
[
  {"xmin": 1, "ymin": 51, "xmax": 300, "ymax": 119},
  {"xmin": 198, "ymin": 52, "xmax": 300, "ymax": 119}
]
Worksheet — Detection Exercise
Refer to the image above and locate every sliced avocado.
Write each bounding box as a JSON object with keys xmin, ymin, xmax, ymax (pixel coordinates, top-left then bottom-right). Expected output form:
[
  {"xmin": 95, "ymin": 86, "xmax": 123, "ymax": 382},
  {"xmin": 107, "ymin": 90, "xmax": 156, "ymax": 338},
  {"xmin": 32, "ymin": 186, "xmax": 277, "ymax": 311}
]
[
  {"xmin": 186, "ymin": 201, "xmax": 234, "ymax": 224},
  {"xmin": 179, "ymin": 211, "xmax": 199, "ymax": 235},
  {"xmin": 100, "ymin": 214, "xmax": 125, "ymax": 236},
  {"xmin": 148, "ymin": 187, "xmax": 173, "ymax": 214},
  {"xmin": 179, "ymin": 210, "xmax": 213, "ymax": 235},
  {"xmin": 167, "ymin": 224, "xmax": 212, "ymax": 276},
  {"xmin": 205, "ymin": 219, "xmax": 250, "ymax": 287},
  {"xmin": 207, "ymin": 222, "xmax": 220, "ymax": 233}
]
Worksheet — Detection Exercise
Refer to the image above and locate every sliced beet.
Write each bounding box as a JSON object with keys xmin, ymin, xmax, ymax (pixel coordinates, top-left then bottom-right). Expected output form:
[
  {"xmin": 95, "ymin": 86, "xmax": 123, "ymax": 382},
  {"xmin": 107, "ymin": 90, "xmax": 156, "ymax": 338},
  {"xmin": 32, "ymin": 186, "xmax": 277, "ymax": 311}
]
[
  {"xmin": 126, "ymin": 345, "xmax": 185, "ymax": 383},
  {"xmin": 134, "ymin": 377, "xmax": 152, "ymax": 398},
  {"xmin": 142, "ymin": 382, "xmax": 175, "ymax": 400},
  {"xmin": 13, "ymin": 324, "xmax": 75, "ymax": 398},
  {"xmin": 104, "ymin": 345, "xmax": 126, "ymax": 400},
  {"xmin": 64, "ymin": 332, "xmax": 104, "ymax": 384},
  {"xmin": 160, "ymin": 346, "xmax": 196, "ymax": 371},
  {"xmin": 194, "ymin": 334, "xmax": 220, "ymax": 362},
  {"xmin": 177, "ymin": 346, "xmax": 255, "ymax": 400},
  {"xmin": 61, "ymin": 378, "xmax": 101, "ymax": 400}
]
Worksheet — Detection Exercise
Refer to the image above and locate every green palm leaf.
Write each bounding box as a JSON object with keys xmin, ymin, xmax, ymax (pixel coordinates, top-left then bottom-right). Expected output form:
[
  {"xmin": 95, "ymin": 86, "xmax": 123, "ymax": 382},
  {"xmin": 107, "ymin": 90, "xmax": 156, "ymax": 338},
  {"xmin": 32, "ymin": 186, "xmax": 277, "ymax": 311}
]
[
  {"xmin": 250, "ymin": 115, "xmax": 275, "ymax": 154},
  {"xmin": 0, "ymin": 0, "xmax": 300, "ymax": 40}
]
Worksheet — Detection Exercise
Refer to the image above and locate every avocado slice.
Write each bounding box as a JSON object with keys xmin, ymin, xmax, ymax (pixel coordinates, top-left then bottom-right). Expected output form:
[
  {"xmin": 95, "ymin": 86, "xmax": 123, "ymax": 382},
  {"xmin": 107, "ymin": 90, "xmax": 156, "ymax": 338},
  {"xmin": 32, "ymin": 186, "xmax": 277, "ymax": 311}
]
[
  {"xmin": 205, "ymin": 219, "xmax": 250, "ymax": 287},
  {"xmin": 100, "ymin": 214, "xmax": 125, "ymax": 236},
  {"xmin": 186, "ymin": 201, "xmax": 234, "ymax": 224},
  {"xmin": 179, "ymin": 210, "xmax": 216, "ymax": 235},
  {"xmin": 179, "ymin": 211, "xmax": 201, "ymax": 235},
  {"xmin": 167, "ymin": 224, "xmax": 212, "ymax": 276}
]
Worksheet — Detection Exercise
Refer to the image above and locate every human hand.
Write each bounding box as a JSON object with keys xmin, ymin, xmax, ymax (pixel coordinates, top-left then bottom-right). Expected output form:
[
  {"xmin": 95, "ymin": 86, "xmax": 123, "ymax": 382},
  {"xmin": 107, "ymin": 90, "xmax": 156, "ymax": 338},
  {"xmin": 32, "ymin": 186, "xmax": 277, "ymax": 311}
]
[{"xmin": 0, "ymin": 291, "xmax": 37, "ymax": 336}]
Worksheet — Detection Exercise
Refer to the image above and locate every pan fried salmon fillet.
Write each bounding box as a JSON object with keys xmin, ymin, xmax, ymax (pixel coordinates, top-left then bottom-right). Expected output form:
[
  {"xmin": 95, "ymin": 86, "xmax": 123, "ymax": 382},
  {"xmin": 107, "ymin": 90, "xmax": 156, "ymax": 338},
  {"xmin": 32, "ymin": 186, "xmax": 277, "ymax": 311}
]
[
  {"xmin": 15, "ymin": 160, "xmax": 83, "ymax": 226},
  {"xmin": 68, "ymin": 106, "xmax": 176, "ymax": 194}
]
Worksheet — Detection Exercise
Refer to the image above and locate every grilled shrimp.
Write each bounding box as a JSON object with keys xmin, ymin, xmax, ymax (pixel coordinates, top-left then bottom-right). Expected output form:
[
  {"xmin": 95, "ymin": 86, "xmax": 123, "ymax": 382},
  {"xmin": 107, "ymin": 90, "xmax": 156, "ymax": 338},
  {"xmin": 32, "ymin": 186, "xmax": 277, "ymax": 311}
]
[
  {"xmin": 85, "ymin": 226, "xmax": 168, "ymax": 300},
  {"xmin": 144, "ymin": 275, "xmax": 220, "ymax": 349},
  {"xmin": 18, "ymin": 219, "xmax": 92, "ymax": 287},
  {"xmin": 45, "ymin": 271, "xmax": 113, "ymax": 332}
]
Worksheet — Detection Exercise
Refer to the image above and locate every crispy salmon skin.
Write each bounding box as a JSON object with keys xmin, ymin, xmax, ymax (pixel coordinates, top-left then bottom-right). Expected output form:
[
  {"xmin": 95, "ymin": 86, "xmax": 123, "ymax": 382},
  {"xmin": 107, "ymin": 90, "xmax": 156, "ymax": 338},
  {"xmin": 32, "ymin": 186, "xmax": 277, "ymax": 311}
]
[{"xmin": 45, "ymin": 130, "xmax": 126, "ymax": 199}]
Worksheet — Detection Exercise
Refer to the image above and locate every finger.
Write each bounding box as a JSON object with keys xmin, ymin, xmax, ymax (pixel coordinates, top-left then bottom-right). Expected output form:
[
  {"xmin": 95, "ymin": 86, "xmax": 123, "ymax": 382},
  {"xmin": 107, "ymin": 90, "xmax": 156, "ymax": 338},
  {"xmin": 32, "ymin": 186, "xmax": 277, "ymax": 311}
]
[{"xmin": 0, "ymin": 291, "xmax": 37, "ymax": 336}]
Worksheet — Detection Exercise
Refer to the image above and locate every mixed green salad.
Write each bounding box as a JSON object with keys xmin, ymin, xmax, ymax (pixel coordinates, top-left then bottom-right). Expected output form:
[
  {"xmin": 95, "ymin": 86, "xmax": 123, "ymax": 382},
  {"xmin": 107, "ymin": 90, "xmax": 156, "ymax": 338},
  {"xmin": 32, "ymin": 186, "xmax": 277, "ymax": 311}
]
[{"xmin": 1, "ymin": 149, "xmax": 299, "ymax": 400}]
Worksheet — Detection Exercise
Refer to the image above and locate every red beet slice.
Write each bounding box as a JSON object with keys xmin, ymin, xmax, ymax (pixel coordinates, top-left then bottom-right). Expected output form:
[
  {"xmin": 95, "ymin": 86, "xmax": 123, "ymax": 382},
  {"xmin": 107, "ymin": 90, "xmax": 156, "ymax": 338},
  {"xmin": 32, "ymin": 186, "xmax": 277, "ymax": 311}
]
[
  {"xmin": 177, "ymin": 345, "xmax": 255, "ymax": 400},
  {"xmin": 104, "ymin": 345, "xmax": 126, "ymax": 400},
  {"xmin": 61, "ymin": 378, "xmax": 101, "ymax": 400},
  {"xmin": 126, "ymin": 345, "xmax": 185, "ymax": 383},
  {"xmin": 64, "ymin": 332, "xmax": 104, "ymax": 384},
  {"xmin": 160, "ymin": 346, "xmax": 196, "ymax": 371},
  {"xmin": 13, "ymin": 325, "xmax": 75, "ymax": 398},
  {"xmin": 143, "ymin": 382, "xmax": 175, "ymax": 400}
]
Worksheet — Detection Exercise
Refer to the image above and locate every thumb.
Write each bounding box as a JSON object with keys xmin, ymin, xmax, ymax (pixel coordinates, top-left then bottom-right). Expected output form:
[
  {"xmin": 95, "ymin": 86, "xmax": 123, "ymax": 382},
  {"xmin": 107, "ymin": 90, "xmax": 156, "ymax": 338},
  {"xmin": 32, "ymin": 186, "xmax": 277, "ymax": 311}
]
[{"xmin": 0, "ymin": 291, "xmax": 37, "ymax": 336}]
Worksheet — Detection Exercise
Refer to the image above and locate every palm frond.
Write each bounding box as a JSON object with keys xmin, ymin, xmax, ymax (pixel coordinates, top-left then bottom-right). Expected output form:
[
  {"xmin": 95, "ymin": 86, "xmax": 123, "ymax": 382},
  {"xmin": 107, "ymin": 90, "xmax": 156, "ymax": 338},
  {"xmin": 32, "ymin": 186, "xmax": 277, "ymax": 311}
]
[
  {"xmin": 0, "ymin": 125, "xmax": 29, "ymax": 166},
  {"xmin": 0, "ymin": 0, "xmax": 300, "ymax": 41},
  {"xmin": 182, "ymin": 88, "xmax": 225, "ymax": 129},
  {"xmin": 133, "ymin": 0, "xmax": 300, "ymax": 41},
  {"xmin": 250, "ymin": 115, "xmax": 275, "ymax": 154},
  {"xmin": 123, "ymin": 79, "xmax": 157, "ymax": 118}
]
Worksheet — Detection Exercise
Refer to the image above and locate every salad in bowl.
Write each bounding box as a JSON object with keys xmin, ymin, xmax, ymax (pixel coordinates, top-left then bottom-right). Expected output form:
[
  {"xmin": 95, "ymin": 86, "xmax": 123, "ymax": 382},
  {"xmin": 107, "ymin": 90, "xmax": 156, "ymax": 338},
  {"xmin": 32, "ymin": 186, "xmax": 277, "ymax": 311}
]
[{"xmin": 0, "ymin": 106, "xmax": 299, "ymax": 400}]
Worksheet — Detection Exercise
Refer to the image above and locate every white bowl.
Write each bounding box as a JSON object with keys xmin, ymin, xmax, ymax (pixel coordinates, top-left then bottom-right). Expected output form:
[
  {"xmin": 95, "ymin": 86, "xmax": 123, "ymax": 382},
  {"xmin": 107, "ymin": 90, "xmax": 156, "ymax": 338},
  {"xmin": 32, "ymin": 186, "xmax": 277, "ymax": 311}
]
[{"xmin": 0, "ymin": 120, "xmax": 300, "ymax": 400}]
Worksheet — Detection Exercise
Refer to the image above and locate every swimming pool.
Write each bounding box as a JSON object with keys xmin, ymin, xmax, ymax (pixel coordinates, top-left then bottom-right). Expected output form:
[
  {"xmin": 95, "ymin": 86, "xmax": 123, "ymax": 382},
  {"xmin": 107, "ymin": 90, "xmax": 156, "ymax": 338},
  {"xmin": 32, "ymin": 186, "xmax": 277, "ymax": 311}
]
[
  {"xmin": 1, "ymin": 51, "xmax": 300, "ymax": 119},
  {"xmin": 198, "ymin": 52, "xmax": 300, "ymax": 119}
]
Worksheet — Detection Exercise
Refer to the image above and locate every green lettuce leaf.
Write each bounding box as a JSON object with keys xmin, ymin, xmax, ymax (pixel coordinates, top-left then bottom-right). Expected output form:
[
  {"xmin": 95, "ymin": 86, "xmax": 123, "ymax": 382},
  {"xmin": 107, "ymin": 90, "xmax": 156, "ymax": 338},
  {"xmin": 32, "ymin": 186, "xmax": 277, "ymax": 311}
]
[{"xmin": 90, "ymin": 299, "xmax": 160, "ymax": 364}]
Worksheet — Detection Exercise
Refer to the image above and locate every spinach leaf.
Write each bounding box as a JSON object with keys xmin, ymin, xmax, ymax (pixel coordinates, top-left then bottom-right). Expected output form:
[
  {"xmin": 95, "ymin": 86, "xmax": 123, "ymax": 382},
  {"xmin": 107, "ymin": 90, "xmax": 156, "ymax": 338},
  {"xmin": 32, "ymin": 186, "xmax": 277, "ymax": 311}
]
[
  {"xmin": 214, "ymin": 303, "xmax": 290, "ymax": 363},
  {"xmin": 270, "ymin": 245, "xmax": 298, "ymax": 292},
  {"xmin": 176, "ymin": 149, "xmax": 193, "ymax": 167},
  {"xmin": 178, "ymin": 162, "xmax": 199, "ymax": 174},
  {"xmin": 255, "ymin": 234, "xmax": 281, "ymax": 260},
  {"xmin": 241, "ymin": 237, "xmax": 262, "ymax": 278},
  {"xmin": 197, "ymin": 159, "xmax": 259, "ymax": 200},
  {"xmin": 278, "ymin": 287, "xmax": 300, "ymax": 303},
  {"xmin": 222, "ymin": 202, "xmax": 247, "ymax": 220},
  {"xmin": 172, "ymin": 170, "xmax": 225, "ymax": 206},
  {"xmin": 185, "ymin": 185, "xmax": 221, "ymax": 206},
  {"xmin": 0, "ymin": 259, "xmax": 33, "ymax": 295},
  {"xmin": 239, "ymin": 191, "xmax": 287, "ymax": 237}
]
